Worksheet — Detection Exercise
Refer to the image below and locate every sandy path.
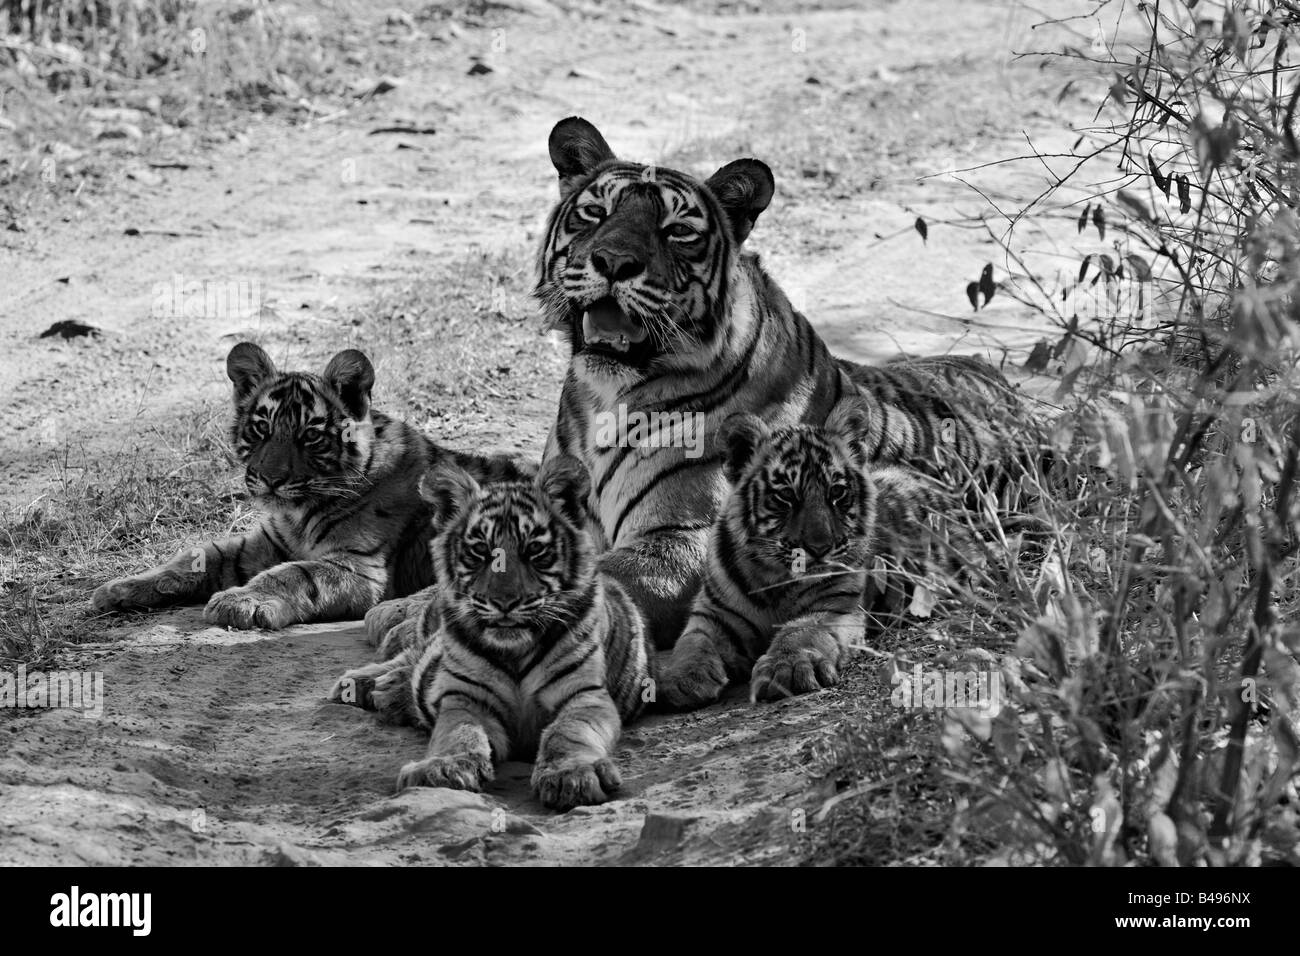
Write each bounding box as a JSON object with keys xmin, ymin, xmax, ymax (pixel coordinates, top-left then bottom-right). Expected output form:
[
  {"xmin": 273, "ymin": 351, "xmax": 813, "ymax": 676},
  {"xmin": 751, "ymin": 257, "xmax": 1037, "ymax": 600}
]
[{"xmin": 1, "ymin": 1, "xmax": 1073, "ymax": 865}]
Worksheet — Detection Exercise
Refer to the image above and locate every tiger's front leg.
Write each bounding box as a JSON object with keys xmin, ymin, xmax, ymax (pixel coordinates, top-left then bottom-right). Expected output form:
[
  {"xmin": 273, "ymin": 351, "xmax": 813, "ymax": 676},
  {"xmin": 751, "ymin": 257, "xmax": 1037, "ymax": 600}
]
[
  {"xmin": 396, "ymin": 698, "xmax": 499, "ymax": 794},
  {"xmin": 749, "ymin": 608, "xmax": 865, "ymax": 702},
  {"xmin": 658, "ymin": 591, "xmax": 768, "ymax": 712},
  {"xmin": 531, "ymin": 687, "xmax": 623, "ymax": 811},
  {"xmin": 596, "ymin": 528, "xmax": 709, "ymax": 650},
  {"xmin": 204, "ymin": 553, "xmax": 386, "ymax": 630},
  {"xmin": 92, "ymin": 532, "xmax": 281, "ymax": 613},
  {"xmin": 365, "ymin": 585, "xmax": 441, "ymax": 657}
]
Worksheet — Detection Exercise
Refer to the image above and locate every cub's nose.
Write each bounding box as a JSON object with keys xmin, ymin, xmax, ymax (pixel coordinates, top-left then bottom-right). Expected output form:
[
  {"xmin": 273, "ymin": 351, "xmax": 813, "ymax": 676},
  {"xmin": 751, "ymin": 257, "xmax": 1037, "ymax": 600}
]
[
  {"xmin": 590, "ymin": 250, "xmax": 645, "ymax": 282},
  {"xmin": 801, "ymin": 536, "xmax": 834, "ymax": 562}
]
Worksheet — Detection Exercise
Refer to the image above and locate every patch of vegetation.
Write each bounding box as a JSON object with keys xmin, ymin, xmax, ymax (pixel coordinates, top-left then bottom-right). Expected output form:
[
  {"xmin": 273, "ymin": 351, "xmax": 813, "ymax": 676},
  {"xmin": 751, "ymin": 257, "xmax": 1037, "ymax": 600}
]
[{"xmin": 810, "ymin": 0, "xmax": 1300, "ymax": 867}]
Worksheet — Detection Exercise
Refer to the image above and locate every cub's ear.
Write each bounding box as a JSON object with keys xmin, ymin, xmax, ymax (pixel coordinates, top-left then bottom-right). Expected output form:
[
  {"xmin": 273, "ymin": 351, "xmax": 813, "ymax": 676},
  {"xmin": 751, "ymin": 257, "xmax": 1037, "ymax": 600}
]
[
  {"xmin": 323, "ymin": 349, "xmax": 375, "ymax": 421},
  {"xmin": 226, "ymin": 342, "xmax": 276, "ymax": 404},
  {"xmin": 549, "ymin": 117, "xmax": 616, "ymax": 198},
  {"xmin": 419, "ymin": 460, "xmax": 481, "ymax": 527},
  {"xmin": 705, "ymin": 158, "xmax": 775, "ymax": 244},
  {"xmin": 538, "ymin": 454, "xmax": 591, "ymax": 526},
  {"xmin": 825, "ymin": 398, "xmax": 872, "ymax": 468},
  {"xmin": 718, "ymin": 412, "xmax": 770, "ymax": 484}
]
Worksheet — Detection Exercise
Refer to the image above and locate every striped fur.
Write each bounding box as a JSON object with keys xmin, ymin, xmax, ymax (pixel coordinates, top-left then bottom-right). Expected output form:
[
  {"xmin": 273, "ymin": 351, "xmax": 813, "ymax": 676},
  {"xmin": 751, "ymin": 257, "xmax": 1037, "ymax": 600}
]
[
  {"xmin": 333, "ymin": 456, "xmax": 653, "ymax": 811},
  {"xmin": 534, "ymin": 117, "xmax": 1022, "ymax": 651},
  {"xmin": 92, "ymin": 342, "xmax": 525, "ymax": 630},
  {"xmin": 659, "ymin": 403, "xmax": 951, "ymax": 710}
]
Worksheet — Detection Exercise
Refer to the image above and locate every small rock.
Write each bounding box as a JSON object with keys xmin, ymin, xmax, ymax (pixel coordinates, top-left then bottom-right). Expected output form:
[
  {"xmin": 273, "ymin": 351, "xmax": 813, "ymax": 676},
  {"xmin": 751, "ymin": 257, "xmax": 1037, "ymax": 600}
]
[
  {"xmin": 636, "ymin": 812, "xmax": 700, "ymax": 850},
  {"xmin": 351, "ymin": 75, "xmax": 401, "ymax": 97},
  {"xmin": 126, "ymin": 166, "xmax": 163, "ymax": 187},
  {"xmin": 40, "ymin": 321, "xmax": 101, "ymax": 340},
  {"xmin": 266, "ymin": 842, "xmax": 324, "ymax": 866},
  {"xmin": 96, "ymin": 123, "xmax": 144, "ymax": 141},
  {"xmin": 467, "ymin": 62, "xmax": 494, "ymax": 76}
]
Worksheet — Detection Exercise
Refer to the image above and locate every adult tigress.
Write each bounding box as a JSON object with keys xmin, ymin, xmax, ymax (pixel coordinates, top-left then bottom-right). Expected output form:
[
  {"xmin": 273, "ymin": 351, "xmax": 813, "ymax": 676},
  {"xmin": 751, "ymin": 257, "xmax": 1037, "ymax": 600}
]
[{"xmin": 533, "ymin": 116, "xmax": 1021, "ymax": 656}]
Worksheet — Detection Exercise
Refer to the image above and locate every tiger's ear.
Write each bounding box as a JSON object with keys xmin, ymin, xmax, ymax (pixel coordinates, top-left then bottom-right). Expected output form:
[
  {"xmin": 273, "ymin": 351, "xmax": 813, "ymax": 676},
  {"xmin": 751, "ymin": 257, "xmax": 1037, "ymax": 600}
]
[
  {"xmin": 419, "ymin": 460, "xmax": 481, "ymax": 527},
  {"xmin": 549, "ymin": 117, "xmax": 616, "ymax": 198},
  {"xmin": 705, "ymin": 158, "xmax": 775, "ymax": 244},
  {"xmin": 323, "ymin": 349, "xmax": 375, "ymax": 421},
  {"xmin": 825, "ymin": 398, "xmax": 872, "ymax": 468},
  {"xmin": 538, "ymin": 454, "xmax": 590, "ymax": 526},
  {"xmin": 226, "ymin": 342, "xmax": 276, "ymax": 404},
  {"xmin": 718, "ymin": 412, "xmax": 770, "ymax": 484}
]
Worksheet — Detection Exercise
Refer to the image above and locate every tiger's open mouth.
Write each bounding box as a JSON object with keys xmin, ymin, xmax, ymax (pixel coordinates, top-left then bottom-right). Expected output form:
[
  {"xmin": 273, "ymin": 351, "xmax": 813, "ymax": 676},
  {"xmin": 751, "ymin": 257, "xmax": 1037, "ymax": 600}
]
[{"xmin": 579, "ymin": 297, "xmax": 652, "ymax": 365}]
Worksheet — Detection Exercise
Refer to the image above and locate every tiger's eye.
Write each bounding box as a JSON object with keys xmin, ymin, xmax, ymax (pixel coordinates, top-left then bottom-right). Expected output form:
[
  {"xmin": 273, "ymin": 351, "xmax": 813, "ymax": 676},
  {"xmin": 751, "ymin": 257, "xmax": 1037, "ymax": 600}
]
[
  {"xmin": 578, "ymin": 203, "xmax": 605, "ymax": 221},
  {"xmin": 525, "ymin": 539, "xmax": 554, "ymax": 564},
  {"xmin": 769, "ymin": 487, "xmax": 796, "ymax": 510}
]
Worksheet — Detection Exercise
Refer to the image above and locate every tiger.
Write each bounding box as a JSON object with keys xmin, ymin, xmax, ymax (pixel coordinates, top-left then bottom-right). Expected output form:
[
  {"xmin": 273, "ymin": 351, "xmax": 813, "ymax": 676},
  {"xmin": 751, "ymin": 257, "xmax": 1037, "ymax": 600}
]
[
  {"xmin": 92, "ymin": 342, "xmax": 525, "ymax": 630},
  {"xmin": 366, "ymin": 116, "xmax": 1022, "ymax": 667},
  {"xmin": 332, "ymin": 455, "xmax": 653, "ymax": 811},
  {"xmin": 658, "ymin": 402, "xmax": 956, "ymax": 710}
]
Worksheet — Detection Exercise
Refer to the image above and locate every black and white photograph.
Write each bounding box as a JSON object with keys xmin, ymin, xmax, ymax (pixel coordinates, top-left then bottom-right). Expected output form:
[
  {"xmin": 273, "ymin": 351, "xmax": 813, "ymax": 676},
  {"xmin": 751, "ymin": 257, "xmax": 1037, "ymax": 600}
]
[{"xmin": 0, "ymin": 0, "xmax": 1296, "ymax": 897}]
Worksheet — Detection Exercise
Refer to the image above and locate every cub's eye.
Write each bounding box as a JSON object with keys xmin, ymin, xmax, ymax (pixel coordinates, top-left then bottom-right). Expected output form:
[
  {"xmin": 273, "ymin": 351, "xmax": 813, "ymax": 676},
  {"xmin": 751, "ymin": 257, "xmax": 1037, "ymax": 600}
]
[
  {"xmin": 664, "ymin": 222, "xmax": 699, "ymax": 241},
  {"xmin": 247, "ymin": 420, "xmax": 269, "ymax": 440},
  {"xmin": 577, "ymin": 203, "xmax": 605, "ymax": 222},
  {"xmin": 463, "ymin": 539, "xmax": 492, "ymax": 563},
  {"xmin": 524, "ymin": 539, "xmax": 555, "ymax": 565},
  {"xmin": 768, "ymin": 487, "xmax": 797, "ymax": 510},
  {"xmin": 303, "ymin": 428, "xmax": 328, "ymax": 447},
  {"xmin": 829, "ymin": 483, "xmax": 850, "ymax": 505}
]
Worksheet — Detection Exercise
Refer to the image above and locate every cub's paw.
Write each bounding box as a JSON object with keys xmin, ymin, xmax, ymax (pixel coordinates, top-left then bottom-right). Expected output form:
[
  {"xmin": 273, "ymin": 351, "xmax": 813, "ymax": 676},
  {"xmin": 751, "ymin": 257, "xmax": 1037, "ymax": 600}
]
[
  {"xmin": 369, "ymin": 666, "xmax": 418, "ymax": 727},
  {"xmin": 328, "ymin": 666, "xmax": 381, "ymax": 709},
  {"xmin": 750, "ymin": 643, "xmax": 839, "ymax": 702},
  {"xmin": 532, "ymin": 758, "xmax": 621, "ymax": 812},
  {"xmin": 376, "ymin": 617, "xmax": 420, "ymax": 660},
  {"xmin": 204, "ymin": 587, "xmax": 295, "ymax": 630},
  {"xmin": 658, "ymin": 658, "xmax": 727, "ymax": 713},
  {"xmin": 92, "ymin": 572, "xmax": 187, "ymax": 613},
  {"xmin": 364, "ymin": 598, "xmax": 414, "ymax": 648},
  {"xmin": 396, "ymin": 752, "xmax": 493, "ymax": 793}
]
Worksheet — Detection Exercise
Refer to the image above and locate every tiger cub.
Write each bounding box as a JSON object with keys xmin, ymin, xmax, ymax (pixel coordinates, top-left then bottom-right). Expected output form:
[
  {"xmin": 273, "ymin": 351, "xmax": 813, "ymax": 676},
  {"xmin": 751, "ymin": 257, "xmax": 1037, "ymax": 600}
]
[
  {"xmin": 659, "ymin": 401, "xmax": 949, "ymax": 711},
  {"xmin": 337, "ymin": 455, "xmax": 653, "ymax": 811},
  {"xmin": 93, "ymin": 342, "xmax": 524, "ymax": 630}
]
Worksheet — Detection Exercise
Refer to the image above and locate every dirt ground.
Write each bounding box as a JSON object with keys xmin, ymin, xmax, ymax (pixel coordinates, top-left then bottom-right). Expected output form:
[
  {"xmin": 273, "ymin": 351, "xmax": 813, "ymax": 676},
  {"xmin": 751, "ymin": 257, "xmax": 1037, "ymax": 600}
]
[{"xmin": 0, "ymin": 0, "xmax": 1088, "ymax": 865}]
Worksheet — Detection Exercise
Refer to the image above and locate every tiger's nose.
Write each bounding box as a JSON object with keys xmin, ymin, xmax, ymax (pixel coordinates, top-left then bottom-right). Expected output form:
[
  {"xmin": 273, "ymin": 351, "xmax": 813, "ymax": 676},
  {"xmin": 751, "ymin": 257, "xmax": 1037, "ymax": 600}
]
[
  {"xmin": 591, "ymin": 250, "xmax": 644, "ymax": 282},
  {"xmin": 802, "ymin": 538, "xmax": 834, "ymax": 561},
  {"xmin": 248, "ymin": 469, "xmax": 283, "ymax": 491}
]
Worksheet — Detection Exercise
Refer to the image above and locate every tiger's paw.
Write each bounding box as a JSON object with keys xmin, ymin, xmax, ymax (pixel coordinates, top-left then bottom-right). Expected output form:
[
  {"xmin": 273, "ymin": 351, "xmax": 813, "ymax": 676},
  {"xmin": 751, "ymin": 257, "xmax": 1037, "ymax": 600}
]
[
  {"xmin": 749, "ymin": 642, "xmax": 840, "ymax": 702},
  {"xmin": 204, "ymin": 587, "xmax": 295, "ymax": 630},
  {"xmin": 658, "ymin": 657, "xmax": 728, "ymax": 713},
  {"xmin": 328, "ymin": 664, "xmax": 385, "ymax": 709},
  {"xmin": 657, "ymin": 632, "xmax": 729, "ymax": 711},
  {"xmin": 396, "ymin": 752, "xmax": 493, "ymax": 793},
  {"xmin": 369, "ymin": 667, "xmax": 418, "ymax": 726},
  {"xmin": 92, "ymin": 572, "xmax": 189, "ymax": 613},
  {"xmin": 364, "ymin": 597, "xmax": 412, "ymax": 648},
  {"xmin": 532, "ymin": 758, "xmax": 621, "ymax": 812},
  {"xmin": 376, "ymin": 617, "xmax": 420, "ymax": 660}
]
